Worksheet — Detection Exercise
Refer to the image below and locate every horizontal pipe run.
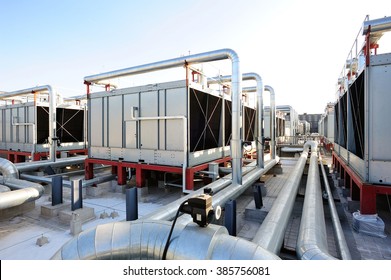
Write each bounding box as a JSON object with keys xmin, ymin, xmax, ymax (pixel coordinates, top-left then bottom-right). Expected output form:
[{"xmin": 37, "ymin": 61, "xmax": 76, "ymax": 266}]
[
  {"xmin": 177, "ymin": 158, "xmax": 279, "ymax": 225},
  {"xmin": 143, "ymin": 160, "xmax": 260, "ymax": 221},
  {"xmin": 15, "ymin": 156, "xmax": 87, "ymax": 173},
  {"xmin": 319, "ymin": 153, "xmax": 351, "ymax": 260},
  {"xmin": 252, "ymin": 145, "xmax": 310, "ymax": 253},
  {"xmin": 19, "ymin": 173, "xmax": 116, "ymax": 188},
  {"xmin": 296, "ymin": 146, "xmax": 336, "ymax": 260}
]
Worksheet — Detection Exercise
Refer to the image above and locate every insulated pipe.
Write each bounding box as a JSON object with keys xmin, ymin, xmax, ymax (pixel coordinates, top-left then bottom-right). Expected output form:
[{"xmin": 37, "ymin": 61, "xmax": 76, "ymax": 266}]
[
  {"xmin": 1, "ymin": 85, "xmax": 57, "ymax": 162},
  {"xmin": 84, "ymin": 48, "xmax": 242, "ymax": 185},
  {"xmin": 0, "ymin": 158, "xmax": 44, "ymax": 210},
  {"xmin": 177, "ymin": 157, "xmax": 279, "ymax": 226},
  {"xmin": 296, "ymin": 143, "xmax": 336, "ymax": 260},
  {"xmin": 264, "ymin": 85, "xmax": 276, "ymax": 160},
  {"xmin": 363, "ymin": 16, "xmax": 391, "ymax": 35},
  {"xmin": 15, "ymin": 155, "xmax": 87, "ymax": 173},
  {"xmin": 319, "ymin": 153, "xmax": 351, "ymax": 260},
  {"xmin": 143, "ymin": 161, "xmax": 259, "ymax": 221},
  {"xmin": 252, "ymin": 143, "xmax": 311, "ymax": 254},
  {"xmin": 51, "ymin": 220, "xmax": 280, "ymax": 260}
]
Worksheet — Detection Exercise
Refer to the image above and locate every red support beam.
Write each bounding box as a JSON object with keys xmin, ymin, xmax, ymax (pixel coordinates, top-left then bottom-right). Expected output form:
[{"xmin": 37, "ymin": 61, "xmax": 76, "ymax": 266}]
[{"xmin": 333, "ymin": 151, "xmax": 391, "ymax": 214}]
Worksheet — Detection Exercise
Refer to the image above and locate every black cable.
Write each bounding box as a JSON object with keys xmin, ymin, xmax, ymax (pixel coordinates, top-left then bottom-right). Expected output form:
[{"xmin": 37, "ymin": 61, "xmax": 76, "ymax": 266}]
[{"xmin": 162, "ymin": 200, "xmax": 188, "ymax": 260}]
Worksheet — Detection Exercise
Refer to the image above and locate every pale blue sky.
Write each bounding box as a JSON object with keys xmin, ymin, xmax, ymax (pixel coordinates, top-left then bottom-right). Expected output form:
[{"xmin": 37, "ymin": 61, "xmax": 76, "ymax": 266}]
[{"xmin": 1, "ymin": 0, "xmax": 390, "ymax": 113}]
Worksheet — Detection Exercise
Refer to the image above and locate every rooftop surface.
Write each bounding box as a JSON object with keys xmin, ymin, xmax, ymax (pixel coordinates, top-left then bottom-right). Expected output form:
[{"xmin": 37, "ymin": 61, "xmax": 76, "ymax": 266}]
[{"xmin": 1, "ymin": 155, "xmax": 390, "ymax": 260}]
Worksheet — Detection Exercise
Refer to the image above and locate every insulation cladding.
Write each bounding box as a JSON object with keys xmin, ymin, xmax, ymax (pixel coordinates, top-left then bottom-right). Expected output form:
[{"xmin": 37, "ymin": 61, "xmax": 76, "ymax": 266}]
[{"xmin": 88, "ymin": 80, "xmax": 256, "ymax": 168}]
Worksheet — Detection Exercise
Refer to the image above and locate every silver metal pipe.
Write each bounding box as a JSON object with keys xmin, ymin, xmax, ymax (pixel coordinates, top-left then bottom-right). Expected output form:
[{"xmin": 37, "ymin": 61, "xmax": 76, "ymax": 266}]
[
  {"xmin": 1, "ymin": 85, "xmax": 57, "ymax": 161},
  {"xmin": 319, "ymin": 153, "xmax": 351, "ymax": 260},
  {"xmin": 178, "ymin": 158, "xmax": 279, "ymax": 225},
  {"xmin": 363, "ymin": 16, "xmax": 391, "ymax": 35},
  {"xmin": 51, "ymin": 220, "xmax": 280, "ymax": 260},
  {"xmin": 0, "ymin": 158, "xmax": 44, "ymax": 210},
  {"xmin": 144, "ymin": 161, "xmax": 259, "ymax": 221},
  {"xmin": 242, "ymin": 73, "xmax": 263, "ymax": 168},
  {"xmin": 296, "ymin": 144, "xmax": 336, "ymax": 260},
  {"xmin": 264, "ymin": 85, "xmax": 276, "ymax": 160},
  {"xmin": 252, "ymin": 144, "xmax": 310, "ymax": 254},
  {"xmin": 84, "ymin": 48, "xmax": 242, "ymax": 185},
  {"xmin": 15, "ymin": 156, "xmax": 87, "ymax": 173},
  {"xmin": 19, "ymin": 173, "xmax": 116, "ymax": 188}
]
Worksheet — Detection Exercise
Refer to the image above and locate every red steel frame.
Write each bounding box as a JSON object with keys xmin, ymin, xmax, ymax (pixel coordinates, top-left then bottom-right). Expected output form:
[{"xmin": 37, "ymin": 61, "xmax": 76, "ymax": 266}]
[
  {"xmin": 0, "ymin": 149, "xmax": 88, "ymax": 163},
  {"xmin": 85, "ymin": 156, "xmax": 231, "ymax": 191},
  {"xmin": 332, "ymin": 151, "xmax": 391, "ymax": 214}
]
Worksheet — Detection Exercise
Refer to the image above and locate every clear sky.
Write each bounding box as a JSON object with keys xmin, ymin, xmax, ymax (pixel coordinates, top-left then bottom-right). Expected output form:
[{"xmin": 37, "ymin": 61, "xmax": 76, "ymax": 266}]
[{"xmin": 1, "ymin": 0, "xmax": 390, "ymax": 114}]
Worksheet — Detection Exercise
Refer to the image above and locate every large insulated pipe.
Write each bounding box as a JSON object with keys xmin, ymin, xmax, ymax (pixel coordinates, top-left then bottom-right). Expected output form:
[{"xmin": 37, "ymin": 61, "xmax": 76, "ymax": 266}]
[
  {"xmin": 208, "ymin": 73, "xmax": 264, "ymax": 168},
  {"xmin": 252, "ymin": 141, "xmax": 314, "ymax": 254},
  {"xmin": 84, "ymin": 48, "xmax": 242, "ymax": 185},
  {"xmin": 0, "ymin": 158, "xmax": 44, "ymax": 210},
  {"xmin": 296, "ymin": 143, "xmax": 336, "ymax": 260},
  {"xmin": 51, "ymin": 220, "xmax": 280, "ymax": 260},
  {"xmin": 1, "ymin": 85, "xmax": 57, "ymax": 162},
  {"xmin": 319, "ymin": 153, "xmax": 351, "ymax": 260}
]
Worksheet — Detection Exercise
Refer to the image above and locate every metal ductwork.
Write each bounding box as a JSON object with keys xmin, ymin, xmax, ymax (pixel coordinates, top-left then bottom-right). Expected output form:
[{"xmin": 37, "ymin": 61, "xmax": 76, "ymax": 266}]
[
  {"xmin": 252, "ymin": 142, "xmax": 311, "ymax": 253},
  {"xmin": 1, "ymin": 85, "xmax": 57, "ymax": 162},
  {"xmin": 0, "ymin": 158, "xmax": 44, "ymax": 210},
  {"xmin": 84, "ymin": 48, "xmax": 242, "ymax": 185},
  {"xmin": 51, "ymin": 220, "xmax": 280, "ymax": 260},
  {"xmin": 296, "ymin": 143, "xmax": 336, "ymax": 260}
]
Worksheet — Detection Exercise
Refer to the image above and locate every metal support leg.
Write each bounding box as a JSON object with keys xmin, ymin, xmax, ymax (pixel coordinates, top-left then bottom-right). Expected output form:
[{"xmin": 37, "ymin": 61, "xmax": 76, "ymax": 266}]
[
  {"xmin": 224, "ymin": 200, "xmax": 237, "ymax": 236},
  {"xmin": 126, "ymin": 187, "xmax": 138, "ymax": 221},
  {"xmin": 136, "ymin": 166, "xmax": 145, "ymax": 188},
  {"xmin": 51, "ymin": 176, "xmax": 63, "ymax": 206},
  {"xmin": 253, "ymin": 182, "xmax": 264, "ymax": 209},
  {"xmin": 85, "ymin": 161, "xmax": 94, "ymax": 180},
  {"xmin": 361, "ymin": 184, "xmax": 377, "ymax": 214},
  {"xmin": 71, "ymin": 179, "xmax": 83, "ymax": 211}
]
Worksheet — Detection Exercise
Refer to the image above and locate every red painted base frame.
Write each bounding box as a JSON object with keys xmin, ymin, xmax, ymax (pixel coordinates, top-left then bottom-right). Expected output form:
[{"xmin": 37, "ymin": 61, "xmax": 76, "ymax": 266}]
[
  {"xmin": 84, "ymin": 156, "xmax": 232, "ymax": 191},
  {"xmin": 332, "ymin": 151, "xmax": 391, "ymax": 214}
]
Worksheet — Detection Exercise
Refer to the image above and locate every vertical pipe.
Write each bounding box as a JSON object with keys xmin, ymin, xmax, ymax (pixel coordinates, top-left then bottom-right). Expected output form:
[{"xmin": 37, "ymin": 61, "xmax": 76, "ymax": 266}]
[{"xmin": 264, "ymin": 86, "xmax": 276, "ymax": 160}]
